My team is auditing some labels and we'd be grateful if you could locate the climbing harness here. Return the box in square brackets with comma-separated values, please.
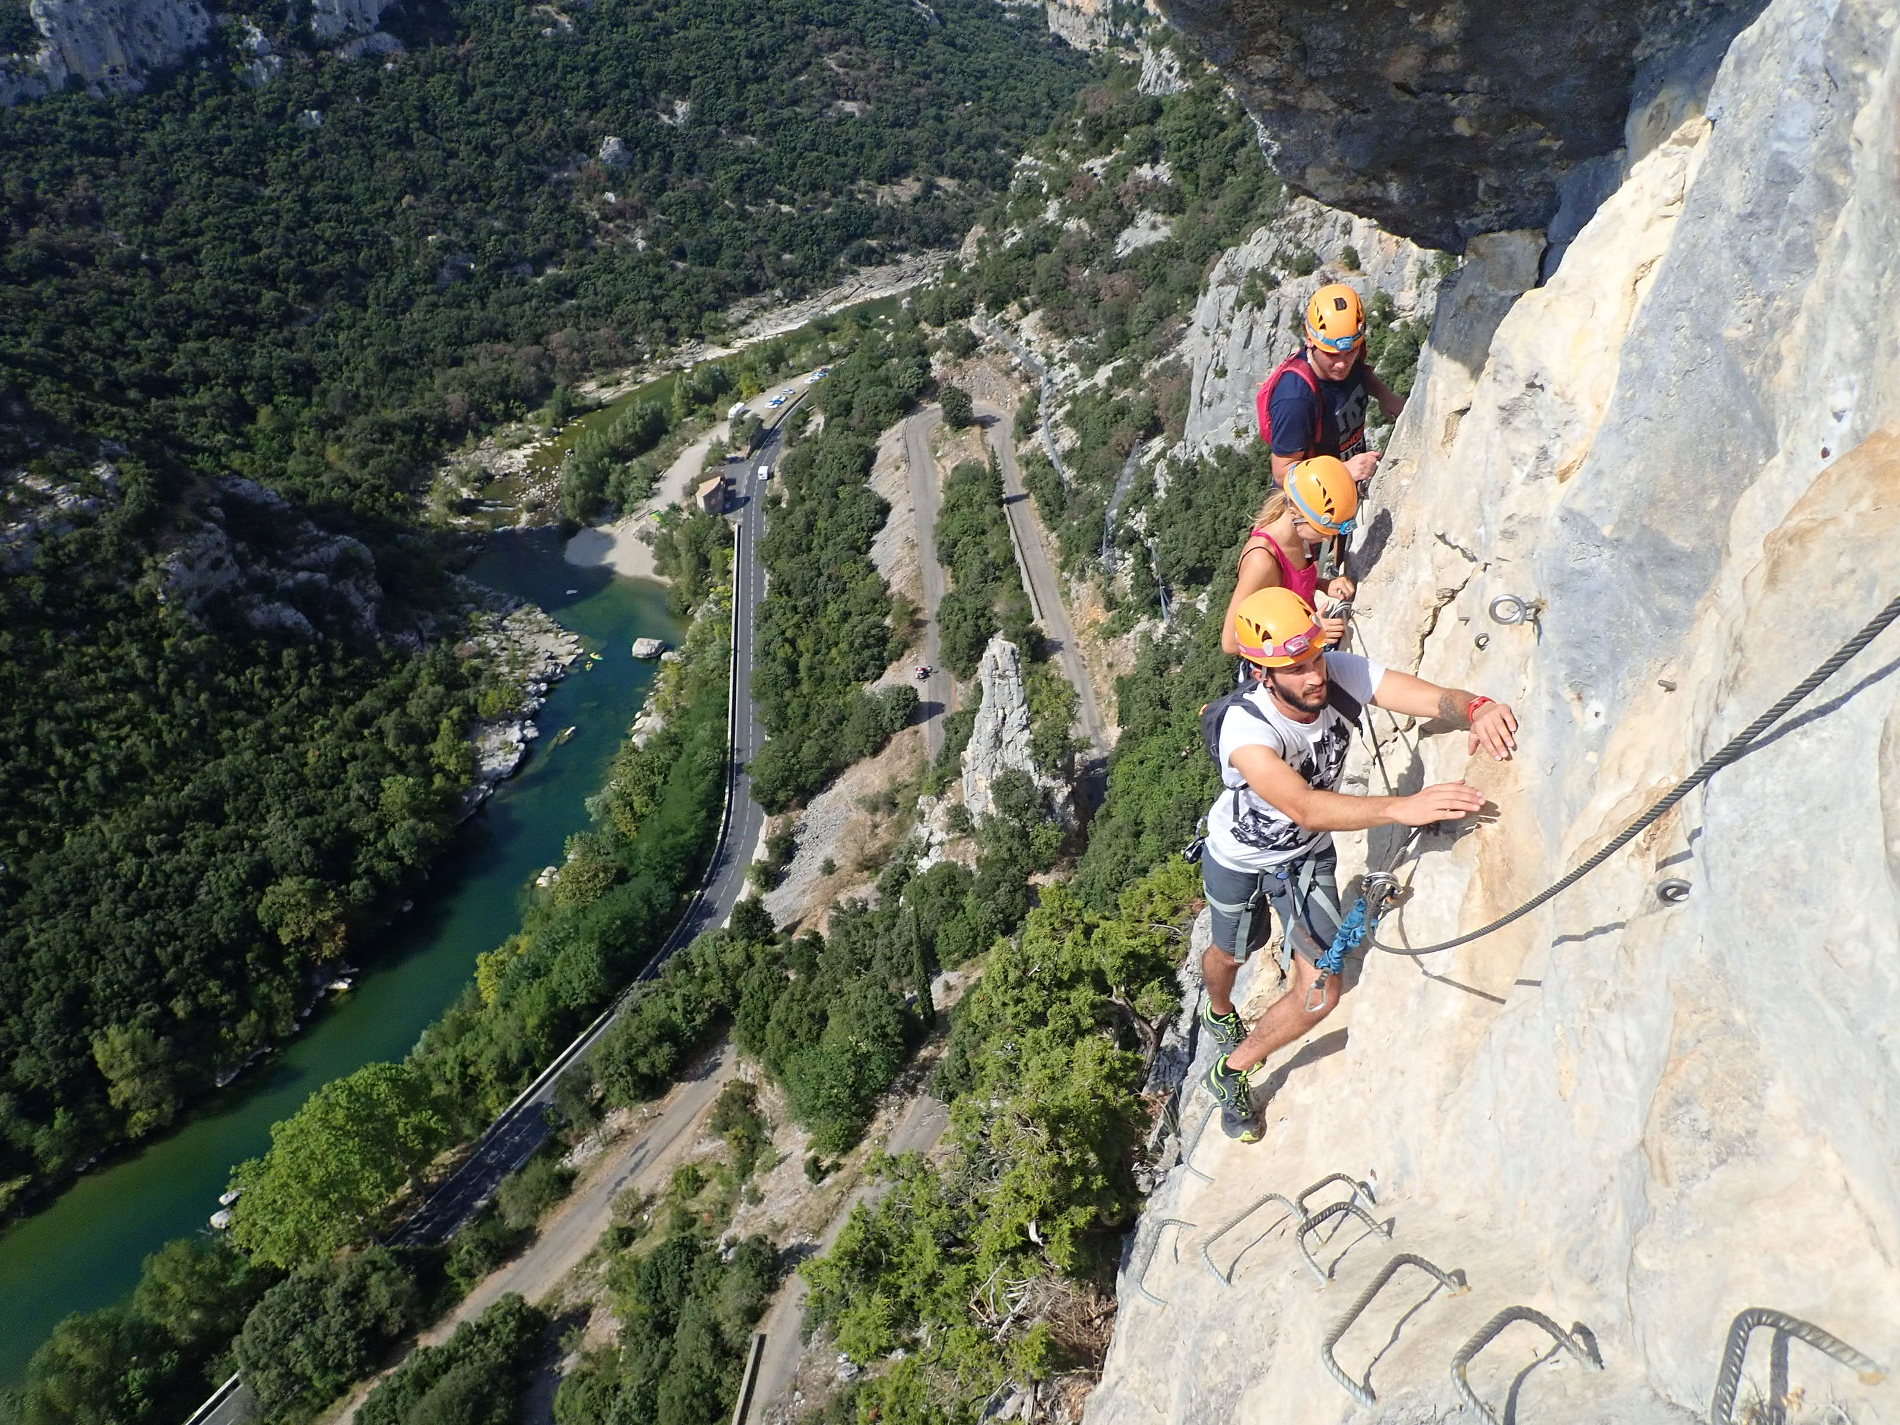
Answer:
[1368, 592, 1900, 958]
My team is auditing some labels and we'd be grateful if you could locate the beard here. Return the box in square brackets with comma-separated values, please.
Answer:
[1267, 670, 1329, 715]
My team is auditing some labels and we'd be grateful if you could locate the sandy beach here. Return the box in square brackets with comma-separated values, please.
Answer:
[564, 421, 729, 582]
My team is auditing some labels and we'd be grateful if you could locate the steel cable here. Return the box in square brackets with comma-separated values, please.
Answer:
[1370, 592, 1900, 957]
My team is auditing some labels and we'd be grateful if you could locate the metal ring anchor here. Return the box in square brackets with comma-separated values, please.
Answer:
[1658, 878, 1692, 904]
[1452, 1307, 1603, 1425]
[1296, 1198, 1393, 1284]
[1321, 1253, 1470, 1407]
[1708, 1308, 1885, 1425]
[1489, 594, 1541, 626]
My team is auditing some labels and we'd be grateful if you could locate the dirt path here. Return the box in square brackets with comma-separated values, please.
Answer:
[748, 1094, 952, 1424]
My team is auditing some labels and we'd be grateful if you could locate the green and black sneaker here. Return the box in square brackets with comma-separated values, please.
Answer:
[1205, 1054, 1262, 1142]
[1200, 1001, 1246, 1053]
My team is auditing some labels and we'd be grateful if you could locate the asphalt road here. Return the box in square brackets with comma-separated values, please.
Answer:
[189, 410, 787, 1425]
[388, 419, 778, 1250]
[974, 400, 1110, 765]
[744, 1094, 951, 1424]
[903, 407, 956, 762]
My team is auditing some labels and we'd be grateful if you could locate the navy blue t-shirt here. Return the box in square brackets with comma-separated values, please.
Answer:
[1266, 356, 1371, 460]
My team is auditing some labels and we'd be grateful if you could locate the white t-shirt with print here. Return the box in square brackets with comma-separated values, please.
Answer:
[1204, 652, 1385, 872]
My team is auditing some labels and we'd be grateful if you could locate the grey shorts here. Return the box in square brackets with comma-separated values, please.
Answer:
[1202, 850, 1343, 969]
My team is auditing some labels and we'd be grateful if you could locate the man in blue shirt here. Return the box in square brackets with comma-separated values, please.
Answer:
[1256, 283, 1407, 486]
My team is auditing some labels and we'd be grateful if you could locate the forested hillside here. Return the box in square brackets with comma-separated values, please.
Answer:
[0, 0, 1088, 1205]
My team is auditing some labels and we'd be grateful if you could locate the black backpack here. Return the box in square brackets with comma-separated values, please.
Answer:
[1199, 676, 1364, 785]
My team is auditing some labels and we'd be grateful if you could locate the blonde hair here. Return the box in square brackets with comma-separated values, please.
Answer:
[1249, 488, 1291, 531]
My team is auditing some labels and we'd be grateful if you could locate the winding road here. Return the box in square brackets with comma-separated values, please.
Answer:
[903, 407, 957, 762]
[746, 1094, 951, 1425]
[975, 400, 1111, 767]
[189, 408, 787, 1425]
[192, 373, 1104, 1425]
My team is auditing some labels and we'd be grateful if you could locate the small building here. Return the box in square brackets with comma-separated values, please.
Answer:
[695, 474, 727, 514]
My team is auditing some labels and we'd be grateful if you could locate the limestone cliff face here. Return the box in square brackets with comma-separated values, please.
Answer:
[0, 0, 399, 103]
[1154, 0, 1769, 251]
[1094, 0, 1900, 1419]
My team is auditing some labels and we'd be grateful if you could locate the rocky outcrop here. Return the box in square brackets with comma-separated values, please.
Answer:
[158, 477, 389, 643]
[1154, 0, 1769, 251]
[460, 602, 581, 814]
[1093, 1, 1900, 1420]
[1, 460, 118, 572]
[1, 0, 401, 104]
[961, 633, 1074, 826]
[307, 0, 395, 42]
[0, 0, 211, 103]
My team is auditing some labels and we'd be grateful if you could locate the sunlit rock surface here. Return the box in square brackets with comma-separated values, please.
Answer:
[1093, 0, 1900, 1419]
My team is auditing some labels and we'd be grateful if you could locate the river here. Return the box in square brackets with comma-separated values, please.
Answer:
[0, 530, 679, 1388]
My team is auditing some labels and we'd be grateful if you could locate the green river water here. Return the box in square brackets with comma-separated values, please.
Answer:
[0, 529, 680, 1387]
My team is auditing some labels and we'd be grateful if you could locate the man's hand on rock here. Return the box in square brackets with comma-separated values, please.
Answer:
[1394, 781, 1487, 826]
[1346, 451, 1381, 483]
[1379, 393, 1407, 422]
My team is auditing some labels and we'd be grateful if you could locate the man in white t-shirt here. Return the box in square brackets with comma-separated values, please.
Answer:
[1201, 587, 1520, 1140]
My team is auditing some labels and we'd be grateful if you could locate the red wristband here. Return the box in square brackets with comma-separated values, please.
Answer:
[1466, 696, 1494, 723]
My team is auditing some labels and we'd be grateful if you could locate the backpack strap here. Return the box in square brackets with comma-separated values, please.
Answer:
[1255, 352, 1323, 450]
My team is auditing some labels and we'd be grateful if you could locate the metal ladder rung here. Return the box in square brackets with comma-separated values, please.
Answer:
[1320, 1252, 1470, 1408]
[1130, 1218, 1196, 1308]
[1451, 1306, 1602, 1425]
[1708, 1307, 1885, 1425]
[1295, 1198, 1393, 1284]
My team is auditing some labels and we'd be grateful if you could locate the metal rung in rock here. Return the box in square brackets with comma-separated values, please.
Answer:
[1297, 1171, 1376, 1218]
[1131, 1218, 1196, 1308]
[1708, 1308, 1885, 1425]
[1178, 1102, 1217, 1184]
[1452, 1307, 1602, 1425]
[1296, 1199, 1393, 1284]
[1200, 1192, 1302, 1288]
[1321, 1253, 1470, 1408]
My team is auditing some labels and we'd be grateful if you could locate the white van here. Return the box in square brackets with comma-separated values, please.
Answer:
[756, 464, 771, 480]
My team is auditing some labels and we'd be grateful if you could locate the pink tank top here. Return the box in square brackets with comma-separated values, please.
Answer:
[1248, 529, 1318, 604]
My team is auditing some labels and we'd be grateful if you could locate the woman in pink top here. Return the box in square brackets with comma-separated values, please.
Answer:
[1219, 457, 1359, 658]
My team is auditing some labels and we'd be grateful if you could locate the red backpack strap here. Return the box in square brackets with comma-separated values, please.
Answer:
[1255, 352, 1322, 447]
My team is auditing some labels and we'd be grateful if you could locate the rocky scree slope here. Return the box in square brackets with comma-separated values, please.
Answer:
[1090, 1, 1900, 1421]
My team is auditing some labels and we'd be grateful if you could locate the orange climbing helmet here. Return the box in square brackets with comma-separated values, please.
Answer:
[1233, 587, 1326, 668]
[1304, 283, 1366, 353]
[1286, 456, 1359, 535]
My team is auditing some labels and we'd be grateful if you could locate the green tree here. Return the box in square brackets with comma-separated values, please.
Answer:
[234, 1250, 420, 1419]
[14, 1307, 177, 1425]
[129, 1237, 271, 1354]
[230, 1062, 452, 1268]
[939, 383, 975, 429]
[89, 1025, 180, 1139]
